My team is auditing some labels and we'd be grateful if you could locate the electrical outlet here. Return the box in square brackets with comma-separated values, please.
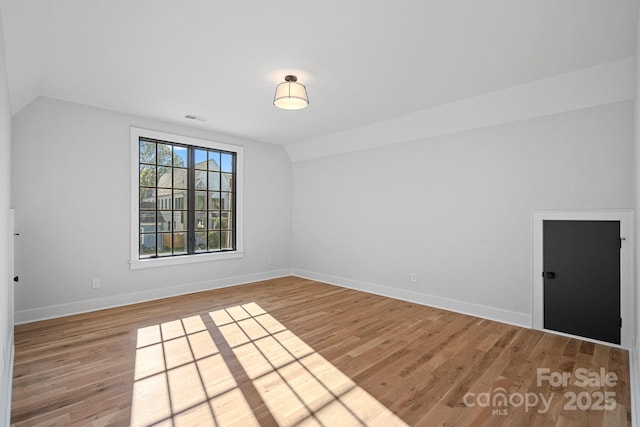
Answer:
[91, 278, 101, 289]
[411, 273, 417, 282]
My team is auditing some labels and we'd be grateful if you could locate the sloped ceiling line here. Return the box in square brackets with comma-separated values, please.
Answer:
[286, 57, 635, 162]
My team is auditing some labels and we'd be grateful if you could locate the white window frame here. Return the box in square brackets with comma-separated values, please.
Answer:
[130, 127, 244, 269]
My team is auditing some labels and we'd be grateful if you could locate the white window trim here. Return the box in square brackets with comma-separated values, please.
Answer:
[130, 127, 244, 270]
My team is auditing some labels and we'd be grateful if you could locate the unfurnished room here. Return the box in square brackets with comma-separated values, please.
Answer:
[0, 1, 639, 426]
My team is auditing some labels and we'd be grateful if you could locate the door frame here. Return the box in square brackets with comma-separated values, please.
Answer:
[532, 210, 634, 349]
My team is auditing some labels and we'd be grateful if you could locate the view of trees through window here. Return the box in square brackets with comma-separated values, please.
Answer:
[138, 138, 236, 258]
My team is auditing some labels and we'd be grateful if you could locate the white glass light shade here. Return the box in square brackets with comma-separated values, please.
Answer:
[273, 76, 309, 110]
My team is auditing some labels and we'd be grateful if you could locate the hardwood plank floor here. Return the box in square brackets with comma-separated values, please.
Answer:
[11, 277, 631, 426]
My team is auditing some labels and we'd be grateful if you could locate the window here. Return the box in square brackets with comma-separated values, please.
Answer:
[131, 128, 243, 269]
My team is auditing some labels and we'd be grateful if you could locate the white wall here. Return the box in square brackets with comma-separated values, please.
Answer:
[633, 3, 640, 423]
[0, 6, 13, 425]
[292, 100, 634, 326]
[11, 97, 291, 322]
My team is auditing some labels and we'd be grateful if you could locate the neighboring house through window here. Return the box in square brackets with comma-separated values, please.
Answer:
[130, 127, 243, 269]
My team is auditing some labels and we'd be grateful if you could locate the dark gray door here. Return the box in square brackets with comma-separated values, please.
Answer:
[543, 220, 620, 345]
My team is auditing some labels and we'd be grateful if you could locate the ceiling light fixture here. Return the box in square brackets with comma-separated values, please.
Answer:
[273, 75, 309, 110]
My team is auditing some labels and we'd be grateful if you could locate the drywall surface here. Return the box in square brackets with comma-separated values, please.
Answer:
[633, 5, 640, 424]
[11, 97, 291, 322]
[0, 7, 13, 425]
[286, 57, 634, 162]
[292, 101, 634, 326]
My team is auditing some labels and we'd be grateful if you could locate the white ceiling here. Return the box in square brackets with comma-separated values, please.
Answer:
[1, 0, 638, 146]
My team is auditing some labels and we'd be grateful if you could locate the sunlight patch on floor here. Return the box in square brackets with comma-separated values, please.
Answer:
[131, 303, 407, 426]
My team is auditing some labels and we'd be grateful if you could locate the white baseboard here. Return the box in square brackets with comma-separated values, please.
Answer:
[14, 269, 292, 324]
[291, 269, 531, 328]
[1, 331, 14, 427]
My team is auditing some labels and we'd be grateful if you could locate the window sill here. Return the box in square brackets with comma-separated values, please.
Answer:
[130, 251, 244, 270]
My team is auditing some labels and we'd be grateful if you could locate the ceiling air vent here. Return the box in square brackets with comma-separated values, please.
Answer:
[184, 114, 207, 122]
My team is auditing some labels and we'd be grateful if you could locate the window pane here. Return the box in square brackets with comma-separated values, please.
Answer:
[220, 212, 232, 230]
[140, 140, 156, 164]
[195, 212, 207, 231]
[157, 211, 172, 232]
[174, 168, 188, 189]
[157, 190, 172, 209]
[157, 167, 172, 188]
[208, 192, 220, 210]
[173, 191, 187, 210]
[158, 233, 172, 255]
[158, 144, 173, 166]
[195, 232, 207, 252]
[221, 231, 233, 250]
[195, 149, 208, 169]
[208, 172, 220, 190]
[195, 191, 207, 210]
[221, 192, 233, 210]
[221, 173, 233, 191]
[208, 231, 220, 251]
[139, 165, 156, 188]
[140, 234, 156, 258]
[173, 232, 187, 254]
[208, 152, 220, 171]
[173, 146, 188, 167]
[173, 211, 187, 232]
[208, 212, 220, 230]
[140, 212, 156, 232]
[140, 187, 156, 209]
[221, 153, 233, 173]
[195, 170, 207, 190]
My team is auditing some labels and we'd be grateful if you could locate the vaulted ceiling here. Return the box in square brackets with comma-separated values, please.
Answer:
[1, 0, 637, 146]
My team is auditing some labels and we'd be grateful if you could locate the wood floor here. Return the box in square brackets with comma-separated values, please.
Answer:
[11, 277, 631, 426]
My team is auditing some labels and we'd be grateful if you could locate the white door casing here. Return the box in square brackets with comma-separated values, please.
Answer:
[532, 210, 634, 349]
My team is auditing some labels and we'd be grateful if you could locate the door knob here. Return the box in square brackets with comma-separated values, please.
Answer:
[544, 272, 556, 279]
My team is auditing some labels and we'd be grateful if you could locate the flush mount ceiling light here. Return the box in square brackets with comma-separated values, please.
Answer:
[273, 75, 309, 110]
